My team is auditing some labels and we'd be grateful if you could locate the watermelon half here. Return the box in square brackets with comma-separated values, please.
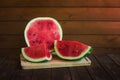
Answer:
[24, 17, 63, 50]
[21, 43, 52, 62]
[54, 40, 92, 60]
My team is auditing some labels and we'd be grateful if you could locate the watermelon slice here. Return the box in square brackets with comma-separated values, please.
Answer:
[24, 17, 63, 50]
[21, 43, 52, 62]
[54, 40, 92, 60]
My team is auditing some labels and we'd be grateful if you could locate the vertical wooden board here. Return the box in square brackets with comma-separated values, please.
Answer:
[11, 70, 33, 80]
[69, 67, 91, 80]
[94, 54, 120, 80]
[52, 68, 71, 80]
[108, 54, 120, 66]
[86, 54, 113, 80]
[32, 69, 51, 80]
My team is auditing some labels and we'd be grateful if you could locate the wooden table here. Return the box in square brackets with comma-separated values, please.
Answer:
[0, 53, 120, 80]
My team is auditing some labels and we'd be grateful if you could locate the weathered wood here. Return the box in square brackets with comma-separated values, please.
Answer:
[69, 67, 92, 80]
[0, 35, 120, 48]
[86, 54, 113, 80]
[32, 69, 51, 80]
[1, 8, 120, 21]
[94, 54, 120, 80]
[1, 0, 120, 7]
[108, 54, 120, 66]
[52, 68, 71, 80]
[0, 21, 120, 35]
[0, 56, 16, 80]
[11, 70, 33, 80]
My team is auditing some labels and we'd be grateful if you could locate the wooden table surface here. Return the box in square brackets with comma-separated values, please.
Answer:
[0, 0, 120, 80]
[0, 53, 120, 80]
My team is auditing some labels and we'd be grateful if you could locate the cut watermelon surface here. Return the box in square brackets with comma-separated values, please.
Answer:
[21, 43, 52, 62]
[24, 17, 63, 50]
[54, 40, 92, 60]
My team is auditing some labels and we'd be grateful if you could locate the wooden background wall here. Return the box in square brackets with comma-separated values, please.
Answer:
[0, 0, 120, 54]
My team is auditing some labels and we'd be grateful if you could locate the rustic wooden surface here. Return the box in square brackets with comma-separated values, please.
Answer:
[0, 0, 120, 79]
[0, 53, 120, 80]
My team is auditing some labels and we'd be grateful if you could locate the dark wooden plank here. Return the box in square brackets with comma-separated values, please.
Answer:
[0, 35, 120, 48]
[6, 54, 20, 70]
[86, 54, 113, 80]
[32, 69, 51, 80]
[1, 21, 120, 35]
[11, 70, 33, 80]
[0, 55, 18, 80]
[0, 53, 32, 80]
[0, 70, 14, 80]
[52, 68, 71, 80]
[94, 54, 120, 80]
[108, 54, 120, 66]
[1, 8, 120, 21]
[1, 0, 120, 7]
[69, 67, 91, 80]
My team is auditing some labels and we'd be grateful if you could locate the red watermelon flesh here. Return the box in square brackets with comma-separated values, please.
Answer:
[25, 17, 62, 50]
[54, 40, 92, 60]
[21, 43, 52, 62]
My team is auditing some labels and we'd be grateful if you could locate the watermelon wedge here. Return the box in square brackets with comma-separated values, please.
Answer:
[21, 43, 52, 62]
[24, 17, 63, 50]
[54, 40, 92, 60]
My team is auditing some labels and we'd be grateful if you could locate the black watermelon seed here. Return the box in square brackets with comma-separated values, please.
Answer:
[32, 33, 36, 36]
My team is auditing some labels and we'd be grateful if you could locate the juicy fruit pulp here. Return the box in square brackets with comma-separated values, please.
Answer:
[24, 17, 62, 50]
[54, 40, 92, 60]
[21, 44, 52, 62]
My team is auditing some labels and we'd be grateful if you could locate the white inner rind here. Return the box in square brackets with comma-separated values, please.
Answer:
[21, 48, 52, 62]
[54, 40, 91, 60]
[24, 17, 63, 47]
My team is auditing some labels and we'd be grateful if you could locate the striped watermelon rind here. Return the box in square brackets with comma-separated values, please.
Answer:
[54, 40, 92, 60]
[21, 48, 52, 63]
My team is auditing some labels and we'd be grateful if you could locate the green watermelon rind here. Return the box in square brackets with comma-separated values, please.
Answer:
[21, 48, 52, 63]
[24, 17, 63, 47]
[54, 40, 92, 60]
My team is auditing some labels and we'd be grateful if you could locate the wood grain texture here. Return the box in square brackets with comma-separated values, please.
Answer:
[0, 0, 119, 54]
[108, 54, 120, 66]
[94, 54, 120, 80]
[1, 8, 120, 21]
[86, 54, 113, 80]
[1, 0, 120, 7]
[11, 70, 33, 80]
[32, 69, 51, 80]
[52, 68, 71, 80]
[0, 21, 120, 35]
[69, 67, 92, 80]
